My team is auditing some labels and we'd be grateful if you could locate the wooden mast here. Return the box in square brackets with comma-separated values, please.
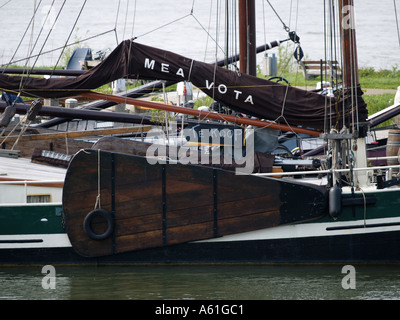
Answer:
[239, 0, 256, 76]
[337, 0, 369, 186]
[338, 0, 359, 89]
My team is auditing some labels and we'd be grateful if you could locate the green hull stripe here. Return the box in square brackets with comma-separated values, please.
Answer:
[0, 204, 64, 235]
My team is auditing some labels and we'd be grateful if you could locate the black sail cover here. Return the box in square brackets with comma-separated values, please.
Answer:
[0, 40, 367, 131]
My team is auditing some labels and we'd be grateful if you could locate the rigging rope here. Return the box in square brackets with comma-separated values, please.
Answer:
[122, 0, 130, 41]
[2, 0, 43, 72]
[0, 0, 328, 140]
[0, 0, 12, 9]
[17, 0, 60, 95]
[133, 1, 225, 59]
[135, 13, 192, 39]
[12, 0, 40, 84]
[265, 0, 290, 32]
[123, 0, 137, 107]
[51, 0, 88, 76]
[395, 0, 400, 47]
[202, 0, 214, 62]
[190, 13, 225, 55]
[27, 0, 37, 64]
[1, 29, 116, 67]
[258, 0, 301, 139]
[114, 0, 122, 45]
[2, 0, 89, 149]
[30, 0, 65, 71]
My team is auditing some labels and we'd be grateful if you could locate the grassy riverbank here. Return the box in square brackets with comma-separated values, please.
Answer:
[265, 66, 400, 90]
[262, 65, 399, 127]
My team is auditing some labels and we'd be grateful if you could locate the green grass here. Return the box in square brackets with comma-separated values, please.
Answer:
[359, 67, 400, 89]
[257, 66, 400, 90]
[1, 64, 64, 70]
[257, 65, 399, 128]
[364, 93, 395, 114]
[364, 93, 396, 127]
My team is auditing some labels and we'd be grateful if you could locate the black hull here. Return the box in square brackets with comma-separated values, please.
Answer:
[3, 230, 400, 265]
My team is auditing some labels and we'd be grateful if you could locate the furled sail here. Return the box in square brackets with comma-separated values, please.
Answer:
[0, 40, 368, 131]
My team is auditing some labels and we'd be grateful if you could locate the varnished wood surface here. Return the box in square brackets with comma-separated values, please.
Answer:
[62, 149, 327, 258]
[1, 126, 151, 158]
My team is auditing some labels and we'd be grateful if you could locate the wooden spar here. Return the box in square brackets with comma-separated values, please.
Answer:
[0, 101, 153, 125]
[3, 126, 152, 142]
[81, 91, 322, 137]
[239, 0, 257, 76]
[238, 0, 247, 74]
[0, 176, 63, 188]
[0, 68, 86, 77]
[35, 81, 164, 128]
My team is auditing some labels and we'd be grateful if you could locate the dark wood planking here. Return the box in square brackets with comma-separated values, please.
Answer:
[63, 149, 327, 257]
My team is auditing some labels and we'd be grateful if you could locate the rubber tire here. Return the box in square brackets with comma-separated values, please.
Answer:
[83, 209, 114, 241]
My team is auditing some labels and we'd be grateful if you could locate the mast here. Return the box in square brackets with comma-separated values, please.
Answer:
[239, 0, 256, 76]
[225, 0, 229, 69]
[338, 0, 359, 89]
[335, 0, 369, 188]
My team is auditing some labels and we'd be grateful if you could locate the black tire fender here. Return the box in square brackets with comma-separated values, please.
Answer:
[83, 209, 114, 241]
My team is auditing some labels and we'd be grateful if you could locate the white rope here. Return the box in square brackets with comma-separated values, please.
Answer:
[187, 59, 194, 82]
[94, 149, 101, 210]
[65, 132, 69, 155]
[0, 117, 22, 146]
[11, 116, 31, 150]
[358, 187, 367, 228]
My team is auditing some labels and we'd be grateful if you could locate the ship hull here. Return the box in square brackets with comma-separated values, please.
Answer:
[2, 151, 400, 265]
[1, 201, 400, 265]
[2, 225, 400, 265]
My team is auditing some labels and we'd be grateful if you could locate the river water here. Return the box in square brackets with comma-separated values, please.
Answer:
[0, 0, 399, 69]
[1, 265, 400, 301]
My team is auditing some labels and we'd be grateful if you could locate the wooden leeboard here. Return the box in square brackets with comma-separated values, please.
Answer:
[62, 149, 327, 258]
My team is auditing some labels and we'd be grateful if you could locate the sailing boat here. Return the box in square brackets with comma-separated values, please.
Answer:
[1, 0, 400, 264]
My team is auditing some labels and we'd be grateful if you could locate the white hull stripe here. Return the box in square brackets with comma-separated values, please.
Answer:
[199, 217, 400, 243]
[2, 218, 400, 249]
[0, 234, 71, 249]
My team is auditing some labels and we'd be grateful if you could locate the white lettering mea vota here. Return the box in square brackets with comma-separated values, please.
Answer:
[144, 58, 186, 78]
